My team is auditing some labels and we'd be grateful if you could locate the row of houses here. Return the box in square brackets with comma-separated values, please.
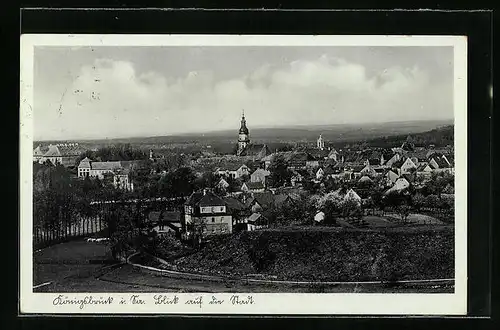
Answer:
[180, 188, 302, 237]
[77, 157, 148, 191]
[33, 143, 86, 167]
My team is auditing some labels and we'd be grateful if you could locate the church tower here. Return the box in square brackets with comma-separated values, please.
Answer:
[237, 110, 250, 156]
[317, 134, 325, 150]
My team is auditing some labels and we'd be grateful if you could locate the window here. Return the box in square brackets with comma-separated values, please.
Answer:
[212, 217, 215, 223]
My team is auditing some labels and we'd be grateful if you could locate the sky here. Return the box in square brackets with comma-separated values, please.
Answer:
[33, 46, 454, 141]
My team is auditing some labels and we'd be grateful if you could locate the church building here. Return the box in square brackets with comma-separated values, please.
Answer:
[317, 134, 325, 150]
[236, 111, 271, 159]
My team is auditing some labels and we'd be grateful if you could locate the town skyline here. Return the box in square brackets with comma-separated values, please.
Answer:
[34, 46, 454, 141]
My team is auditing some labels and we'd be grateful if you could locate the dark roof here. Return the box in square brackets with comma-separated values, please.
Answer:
[350, 165, 366, 172]
[287, 152, 308, 162]
[391, 158, 406, 168]
[274, 194, 292, 207]
[307, 149, 329, 159]
[239, 115, 249, 134]
[417, 163, 430, 171]
[401, 173, 417, 183]
[247, 212, 268, 225]
[243, 181, 265, 190]
[368, 158, 380, 165]
[91, 161, 122, 171]
[435, 158, 450, 168]
[148, 211, 181, 223]
[253, 192, 275, 208]
[239, 144, 271, 158]
[222, 196, 245, 211]
[185, 190, 226, 207]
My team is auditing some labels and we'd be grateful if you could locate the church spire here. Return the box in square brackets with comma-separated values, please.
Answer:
[237, 110, 250, 156]
[239, 110, 249, 135]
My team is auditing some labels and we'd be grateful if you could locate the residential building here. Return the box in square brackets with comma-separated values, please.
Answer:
[77, 157, 138, 190]
[183, 189, 233, 236]
[216, 178, 230, 191]
[247, 212, 268, 231]
[250, 168, 270, 185]
[215, 164, 251, 179]
[34, 143, 85, 167]
[385, 177, 410, 195]
[315, 167, 325, 180]
[343, 189, 362, 205]
[327, 148, 339, 162]
[384, 170, 400, 187]
[241, 181, 266, 193]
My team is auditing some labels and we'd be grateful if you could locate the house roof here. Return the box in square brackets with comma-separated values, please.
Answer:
[148, 211, 181, 223]
[416, 163, 430, 171]
[33, 145, 48, 156]
[43, 145, 62, 157]
[218, 162, 248, 172]
[185, 190, 226, 207]
[344, 189, 362, 201]
[435, 157, 450, 168]
[243, 181, 265, 190]
[391, 158, 406, 168]
[222, 196, 245, 211]
[253, 192, 275, 208]
[401, 173, 417, 183]
[240, 144, 271, 158]
[91, 161, 122, 171]
[217, 178, 229, 186]
[386, 170, 400, 181]
[359, 175, 373, 183]
[307, 149, 329, 159]
[323, 166, 339, 175]
[328, 149, 339, 156]
[247, 212, 267, 224]
[251, 168, 270, 177]
[274, 194, 292, 207]
[350, 165, 366, 172]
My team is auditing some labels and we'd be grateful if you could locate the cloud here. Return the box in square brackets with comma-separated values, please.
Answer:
[34, 54, 452, 140]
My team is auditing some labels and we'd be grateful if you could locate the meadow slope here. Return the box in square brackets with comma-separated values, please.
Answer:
[172, 229, 454, 282]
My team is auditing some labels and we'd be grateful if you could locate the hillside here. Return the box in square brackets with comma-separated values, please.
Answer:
[171, 228, 454, 282]
[361, 124, 454, 148]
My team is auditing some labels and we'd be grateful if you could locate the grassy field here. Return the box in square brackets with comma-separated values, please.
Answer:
[170, 227, 454, 283]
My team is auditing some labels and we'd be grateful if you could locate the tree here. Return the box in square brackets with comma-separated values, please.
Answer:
[342, 199, 362, 221]
[315, 191, 343, 225]
[370, 188, 385, 215]
[158, 167, 196, 198]
[187, 218, 207, 248]
[194, 171, 218, 190]
[396, 203, 411, 223]
[268, 154, 291, 188]
[411, 193, 426, 212]
[425, 194, 440, 211]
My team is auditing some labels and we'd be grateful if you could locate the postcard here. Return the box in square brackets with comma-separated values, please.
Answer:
[19, 34, 467, 315]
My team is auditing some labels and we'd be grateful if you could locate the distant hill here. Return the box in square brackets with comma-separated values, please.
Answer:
[360, 125, 454, 148]
[36, 119, 453, 147]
